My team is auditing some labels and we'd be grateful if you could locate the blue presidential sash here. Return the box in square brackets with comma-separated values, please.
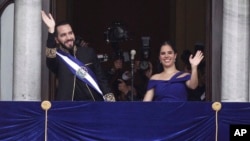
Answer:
[56, 49, 103, 95]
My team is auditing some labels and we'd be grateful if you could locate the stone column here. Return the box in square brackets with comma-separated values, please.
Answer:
[13, 0, 42, 101]
[221, 0, 250, 102]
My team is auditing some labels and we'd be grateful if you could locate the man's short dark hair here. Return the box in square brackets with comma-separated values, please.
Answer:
[54, 20, 72, 36]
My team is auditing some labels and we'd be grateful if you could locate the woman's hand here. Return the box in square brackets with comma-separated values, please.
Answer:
[189, 50, 204, 68]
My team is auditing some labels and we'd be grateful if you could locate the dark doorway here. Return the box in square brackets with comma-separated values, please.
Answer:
[50, 0, 210, 101]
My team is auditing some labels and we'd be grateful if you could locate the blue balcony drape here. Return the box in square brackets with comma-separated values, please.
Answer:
[0, 101, 249, 141]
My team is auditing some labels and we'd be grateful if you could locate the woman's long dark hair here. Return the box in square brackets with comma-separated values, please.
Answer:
[156, 41, 177, 73]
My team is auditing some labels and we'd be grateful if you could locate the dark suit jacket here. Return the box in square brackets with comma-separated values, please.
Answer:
[46, 34, 112, 101]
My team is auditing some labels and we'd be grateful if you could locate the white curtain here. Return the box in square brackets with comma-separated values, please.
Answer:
[221, 0, 250, 102]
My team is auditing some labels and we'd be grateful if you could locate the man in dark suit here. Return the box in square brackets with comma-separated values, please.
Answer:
[41, 11, 115, 101]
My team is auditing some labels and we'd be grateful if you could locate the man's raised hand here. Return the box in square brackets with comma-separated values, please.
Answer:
[41, 10, 55, 33]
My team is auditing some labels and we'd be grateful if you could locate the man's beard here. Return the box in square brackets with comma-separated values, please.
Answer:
[59, 39, 75, 51]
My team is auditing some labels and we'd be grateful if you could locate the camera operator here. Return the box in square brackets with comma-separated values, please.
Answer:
[134, 60, 153, 100]
[130, 36, 153, 100]
[116, 73, 138, 101]
[104, 21, 139, 101]
[138, 36, 151, 75]
[106, 55, 123, 93]
[106, 55, 138, 101]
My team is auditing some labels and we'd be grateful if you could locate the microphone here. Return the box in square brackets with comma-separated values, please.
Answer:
[130, 49, 136, 60]
[104, 29, 110, 43]
[130, 49, 136, 101]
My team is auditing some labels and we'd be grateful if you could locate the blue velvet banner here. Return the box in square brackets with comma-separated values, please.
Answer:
[0, 101, 249, 141]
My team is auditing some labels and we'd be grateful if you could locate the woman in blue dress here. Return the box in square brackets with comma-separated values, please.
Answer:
[143, 41, 204, 102]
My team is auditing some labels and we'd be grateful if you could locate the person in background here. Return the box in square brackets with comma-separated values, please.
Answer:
[41, 11, 115, 101]
[143, 41, 204, 102]
[181, 49, 192, 73]
[106, 55, 125, 100]
[116, 77, 138, 101]
[106, 55, 138, 101]
[134, 60, 153, 100]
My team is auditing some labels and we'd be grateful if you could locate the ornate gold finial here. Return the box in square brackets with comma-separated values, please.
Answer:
[41, 100, 52, 110]
[212, 102, 222, 111]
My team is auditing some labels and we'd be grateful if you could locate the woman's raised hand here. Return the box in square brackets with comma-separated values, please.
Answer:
[189, 50, 204, 67]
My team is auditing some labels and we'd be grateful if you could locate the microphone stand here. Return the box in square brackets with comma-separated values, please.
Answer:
[131, 59, 134, 101]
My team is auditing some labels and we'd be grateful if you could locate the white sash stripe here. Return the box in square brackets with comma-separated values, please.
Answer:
[56, 52, 103, 95]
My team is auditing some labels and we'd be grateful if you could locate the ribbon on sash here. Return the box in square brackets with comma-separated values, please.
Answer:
[56, 49, 103, 95]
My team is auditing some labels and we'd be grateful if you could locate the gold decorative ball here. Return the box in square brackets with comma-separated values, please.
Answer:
[212, 102, 222, 111]
[41, 100, 52, 110]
